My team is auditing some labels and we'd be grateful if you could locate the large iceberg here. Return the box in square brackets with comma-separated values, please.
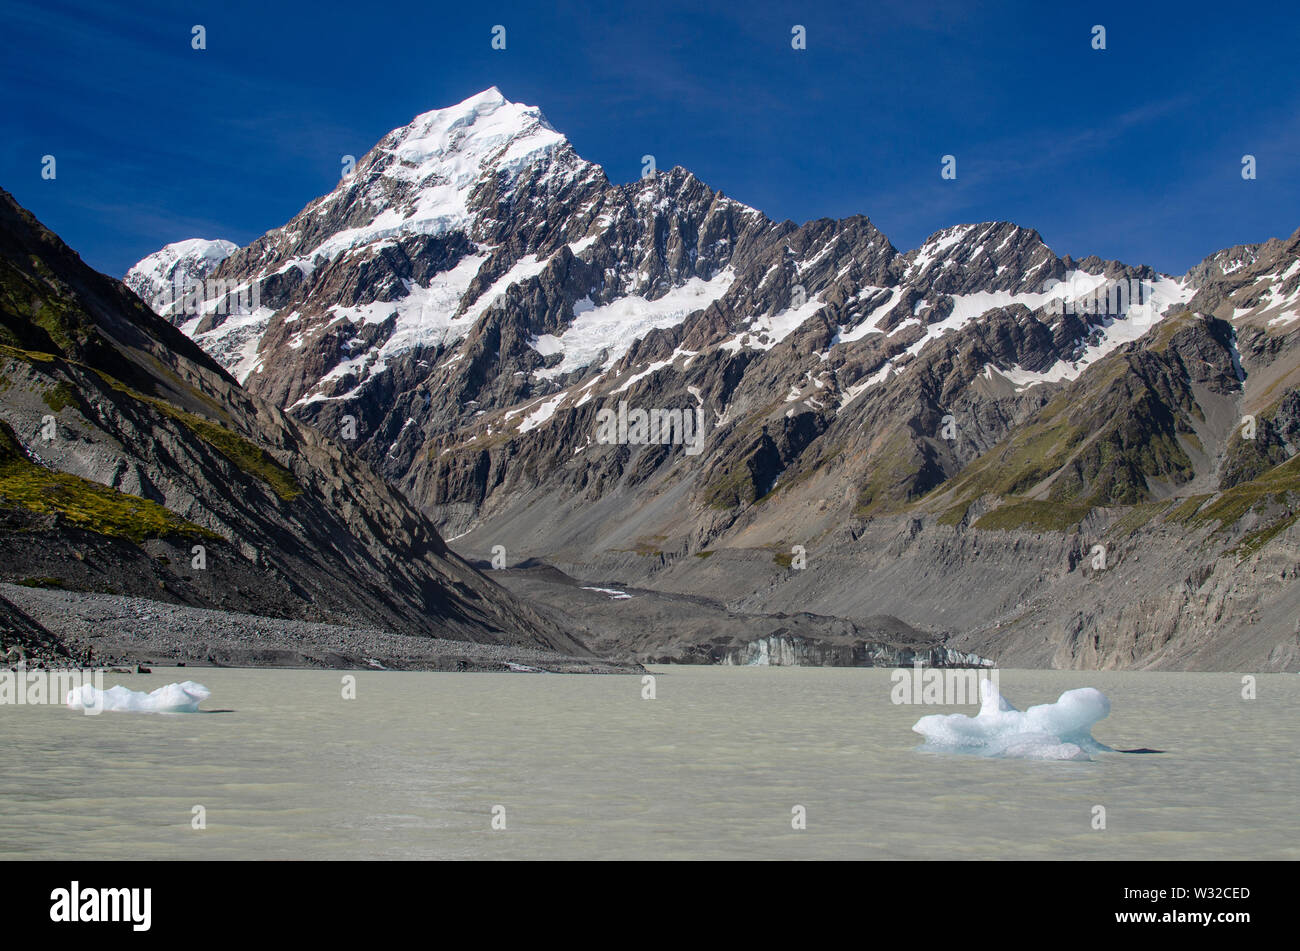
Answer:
[66, 681, 211, 714]
[912, 679, 1112, 760]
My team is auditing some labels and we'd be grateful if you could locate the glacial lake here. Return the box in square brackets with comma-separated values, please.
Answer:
[1, 666, 1296, 860]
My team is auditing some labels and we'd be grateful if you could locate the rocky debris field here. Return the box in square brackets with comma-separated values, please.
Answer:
[0, 583, 641, 674]
[486, 562, 991, 667]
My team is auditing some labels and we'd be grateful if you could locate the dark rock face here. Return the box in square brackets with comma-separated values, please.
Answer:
[1219, 389, 1300, 489]
[0, 590, 80, 667]
[124, 87, 1300, 670]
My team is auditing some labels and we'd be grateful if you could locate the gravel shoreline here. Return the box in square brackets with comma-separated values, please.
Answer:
[0, 584, 641, 674]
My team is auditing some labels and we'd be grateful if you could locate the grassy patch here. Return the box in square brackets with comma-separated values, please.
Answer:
[705, 463, 761, 509]
[926, 340, 1205, 521]
[41, 381, 76, 413]
[1165, 494, 1210, 523]
[180, 414, 301, 502]
[852, 429, 931, 517]
[1191, 454, 1300, 530]
[0, 424, 219, 544]
[2, 349, 299, 502]
[930, 411, 1083, 511]
[936, 501, 971, 526]
[1107, 500, 1172, 538]
[973, 499, 1093, 533]
[0, 344, 56, 364]
[0, 255, 98, 358]
[1234, 514, 1299, 559]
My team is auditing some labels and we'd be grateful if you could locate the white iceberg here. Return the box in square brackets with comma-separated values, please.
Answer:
[912, 679, 1112, 760]
[66, 680, 211, 714]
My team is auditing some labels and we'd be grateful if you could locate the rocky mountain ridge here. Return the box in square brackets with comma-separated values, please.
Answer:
[0, 186, 621, 670]
[125, 88, 1300, 670]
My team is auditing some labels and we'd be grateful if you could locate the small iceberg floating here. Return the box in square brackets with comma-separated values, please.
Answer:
[67, 681, 211, 714]
[912, 679, 1112, 761]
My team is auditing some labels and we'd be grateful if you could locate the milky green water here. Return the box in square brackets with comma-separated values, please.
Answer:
[1, 667, 1295, 860]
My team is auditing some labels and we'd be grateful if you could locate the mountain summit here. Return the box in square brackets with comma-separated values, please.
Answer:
[124, 91, 1300, 671]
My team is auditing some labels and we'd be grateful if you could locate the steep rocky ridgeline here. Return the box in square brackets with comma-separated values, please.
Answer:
[126, 88, 1300, 670]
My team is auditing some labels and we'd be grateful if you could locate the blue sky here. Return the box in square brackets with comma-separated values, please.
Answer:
[3, 0, 1298, 277]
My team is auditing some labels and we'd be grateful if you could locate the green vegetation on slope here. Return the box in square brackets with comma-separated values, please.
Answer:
[853, 428, 941, 517]
[40, 381, 76, 413]
[178, 412, 302, 502]
[91, 370, 302, 502]
[1193, 454, 1300, 527]
[925, 327, 1211, 530]
[0, 255, 112, 366]
[972, 499, 1094, 533]
[1, 345, 301, 503]
[0, 422, 218, 544]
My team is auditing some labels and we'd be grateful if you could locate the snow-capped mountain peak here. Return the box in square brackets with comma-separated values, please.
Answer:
[382, 86, 567, 196]
[255, 88, 590, 273]
[123, 238, 237, 315]
[123, 88, 1275, 518]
